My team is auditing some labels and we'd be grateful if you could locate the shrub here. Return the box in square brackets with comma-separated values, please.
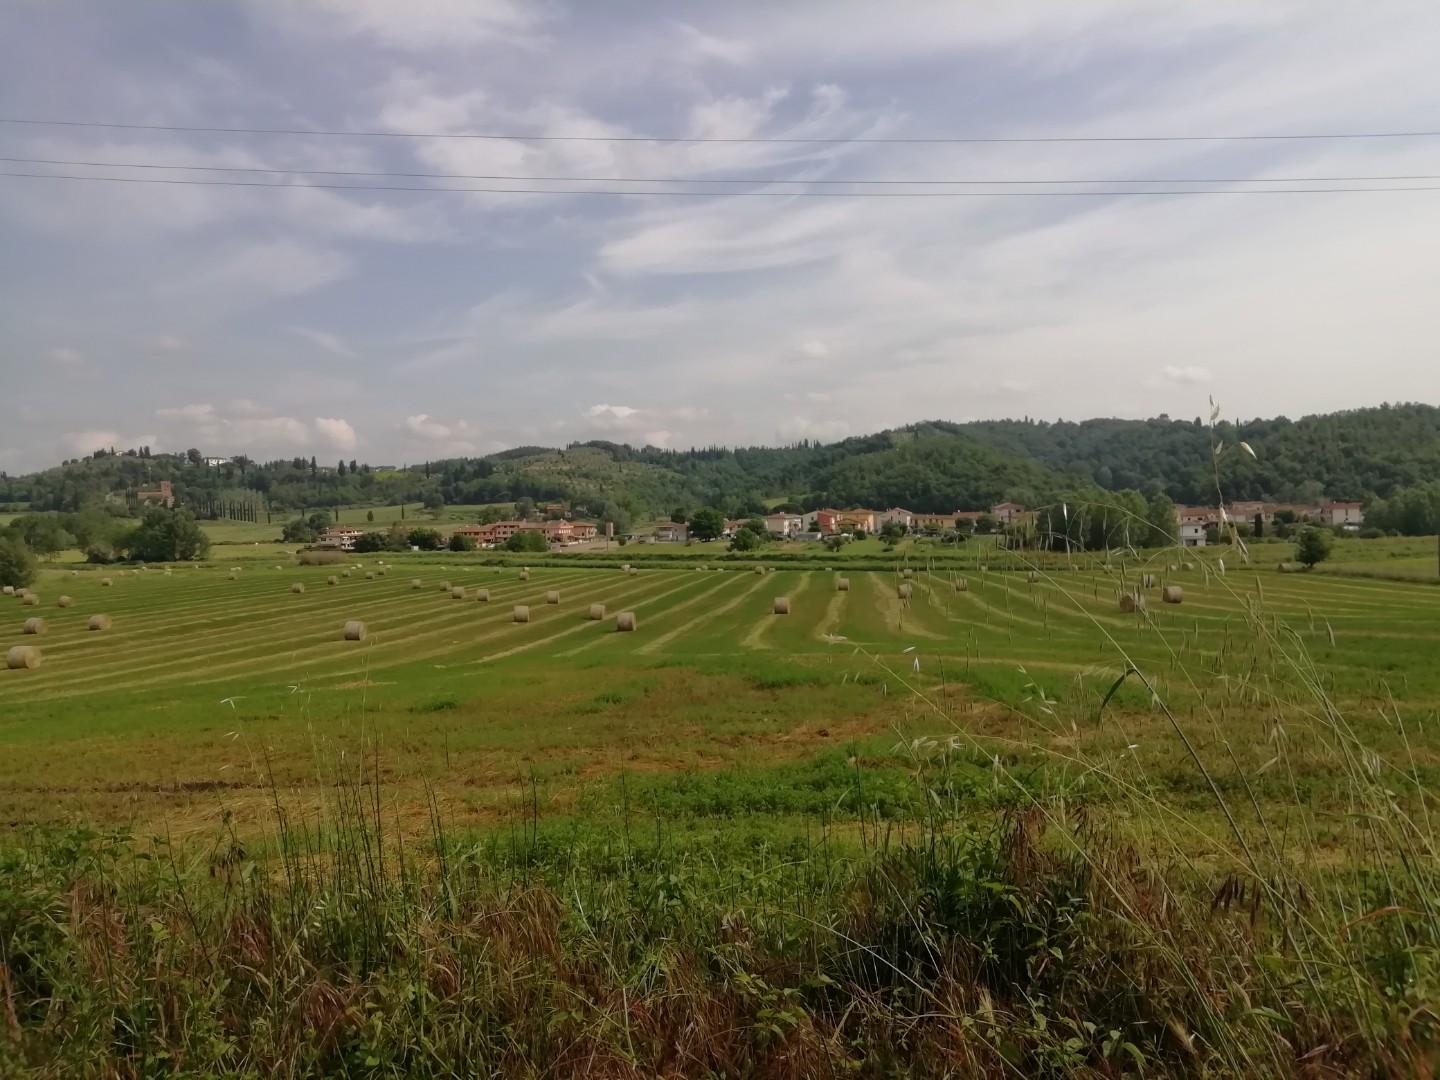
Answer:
[449, 532, 477, 552]
[1295, 526, 1334, 569]
[504, 529, 549, 553]
[0, 537, 36, 589]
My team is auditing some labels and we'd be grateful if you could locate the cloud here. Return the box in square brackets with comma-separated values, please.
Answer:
[291, 327, 357, 358]
[150, 334, 186, 353]
[402, 414, 477, 455]
[798, 340, 830, 359]
[314, 416, 358, 450]
[64, 430, 122, 455]
[587, 404, 640, 421]
[47, 347, 86, 368]
[1162, 365, 1213, 385]
[302, 0, 546, 50]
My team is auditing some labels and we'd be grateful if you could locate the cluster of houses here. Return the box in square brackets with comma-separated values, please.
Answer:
[319, 519, 600, 551]
[1175, 500, 1364, 547]
[645, 503, 1033, 545]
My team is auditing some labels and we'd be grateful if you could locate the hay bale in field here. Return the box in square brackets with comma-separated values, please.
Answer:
[273, 565, 283, 571]
[342, 620, 367, 641]
[290, 582, 305, 594]
[439, 581, 452, 592]
[519, 570, 530, 581]
[513, 605, 531, 623]
[621, 564, 631, 572]
[100, 577, 113, 587]
[342, 570, 352, 578]
[451, 587, 466, 599]
[328, 575, 339, 585]
[1181, 561, 1195, 572]
[615, 611, 637, 632]
[546, 590, 560, 604]
[902, 568, 913, 578]
[835, 577, 850, 592]
[23, 617, 46, 635]
[1141, 573, 1156, 589]
[897, 582, 912, 599]
[412, 579, 423, 589]
[364, 571, 374, 580]
[475, 589, 490, 602]
[753, 565, 764, 575]
[57, 595, 74, 608]
[589, 603, 606, 620]
[1, 586, 12, 595]
[628, 567, 639, 576]
[1119, 593, 1146, 613]
[1167, 563, 1178, 572]
[20, 594, 39, 607]
[6, 645, 41, 670]
[954, 578, 969, 592]
[773, 596, 791, 615]
[1162, 585, 1184, 604]
[87, 614, 111, 631]
[1026, 570, 1040, 583]
[376, 569, 386, 577]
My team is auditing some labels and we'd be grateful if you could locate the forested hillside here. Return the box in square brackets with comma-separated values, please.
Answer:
[3, 403, 1435, 524]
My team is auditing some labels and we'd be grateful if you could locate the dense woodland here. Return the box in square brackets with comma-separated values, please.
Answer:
[4, 403, 1440, 536]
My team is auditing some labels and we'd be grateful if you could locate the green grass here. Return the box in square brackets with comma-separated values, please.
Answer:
[6, 547, 1440, 1074]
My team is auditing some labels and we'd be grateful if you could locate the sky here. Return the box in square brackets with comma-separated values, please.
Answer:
[4, 1, 1440, 474]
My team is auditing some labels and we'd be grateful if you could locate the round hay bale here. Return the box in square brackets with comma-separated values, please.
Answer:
[835, 577, 850, 592]
[589, 603, 606, 620]
[6, 645, 41, 670]
[475, 589, 490, 602]
[1162, 585, 1184, 605]
[1026, 570, 1040, 583]
[627, 567, 639, 576]
[100, 577, 113, 587]
[897, 582, 912, 599]
[1167, 563, 1178, 572]
[57, 595, 74, 608]
[364, 571, 374, 580]
[1119, 593, 1146, 613]
[615, 611, 637, 632]
[621, 564, 631, 572]
[327, 575, 339, 585]
[546, 590, 560, 604]
[22, 617, 46, 635]
[513, 605, 531, 623]
[1140, 573, 1156, 589]
[451, 587, 466, 599]
[290, 582, 305, 594]
[342, 570, 352, 578]
[954, 578, 969, 592]
[342, 620, 366, 641]
[412, 579, 423, 589]
[902, 568, 913, 578]
[376, 569, 386, 577]
[773, 596, 791, 615]
[87, 614, 112, 632]
[71, 570, 78, 577]
[519, 570, 530, 581]
[753, 565, 764, 575]
[1181, 561, 1195, 572]
[20, 594, 39, 607]
[273, 565, 283, 571]
[439, 581, 452, 592]
[1, 586, 12, 595]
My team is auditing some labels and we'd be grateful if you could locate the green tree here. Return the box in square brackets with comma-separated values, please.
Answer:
[670, 507, 688, 523]
[407, 528, 444, 551]
[504, 529, 549, 553]
[352, 531, 389, 553]
[1295, 527, 1333, 569]
[0, 537, 36, 589]
[687, 507, 726, 541]
[1143, 494, 1177, 548]
[879, 520, 906, 544]
[124, 508, 209, 562]
[423, 491, 445, 512]
[729, 527, 761, 552]
[448, 532, 476, 552]
[366, 509, 375, 522]
[515, 497, 535, 520]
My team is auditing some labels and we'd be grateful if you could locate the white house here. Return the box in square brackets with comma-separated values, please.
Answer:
[877, 507, 916, 529]
[1316, 502, 1364, 528]
[1179, 522, 1208, 548]
[762, 513, 804, 536]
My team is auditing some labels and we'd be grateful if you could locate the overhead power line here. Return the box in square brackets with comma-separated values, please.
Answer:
[6, 169, 1440, 197]
[5, 154, 1440, 186]
[5, 115, 1440, 144]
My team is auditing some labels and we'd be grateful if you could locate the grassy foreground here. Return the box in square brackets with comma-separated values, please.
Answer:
[3, 555, 1440, 1075]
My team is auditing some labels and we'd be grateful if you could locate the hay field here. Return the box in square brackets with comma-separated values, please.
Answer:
[3, 557, 1438, 838]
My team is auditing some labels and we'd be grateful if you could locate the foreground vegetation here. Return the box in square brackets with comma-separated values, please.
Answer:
[3, 545, 1440, 1074]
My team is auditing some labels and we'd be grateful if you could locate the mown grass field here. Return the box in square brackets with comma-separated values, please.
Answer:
[4, 553, 1437, 839]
